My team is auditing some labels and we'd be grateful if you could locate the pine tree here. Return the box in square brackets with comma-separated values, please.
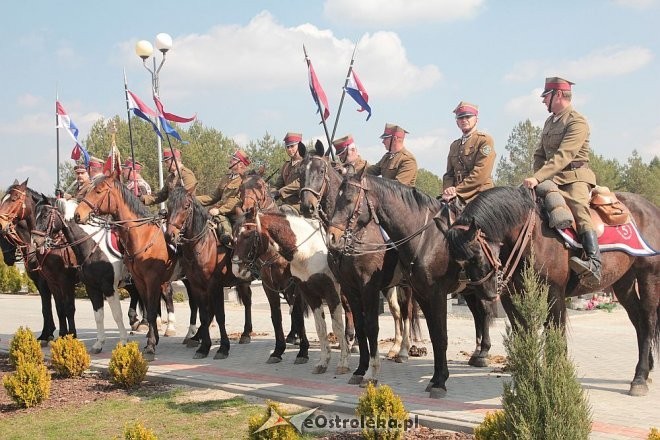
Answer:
[495, 119, 541, 186]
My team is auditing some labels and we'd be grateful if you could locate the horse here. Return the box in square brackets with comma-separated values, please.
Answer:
[327, 173, 468, 398]
[74, 174, 175, 360]
[164, 186, 253, 359]
[0, 180, 59, 343]
[299, 146, 430, 386]
[31, 196, 129, 352]
[232, 211, 351, 375]
[445, 186, 660, 396]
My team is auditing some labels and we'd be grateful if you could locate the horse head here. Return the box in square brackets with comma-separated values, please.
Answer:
[74, 175, 118, 224]
[239, 172, 276, 216]
[31, 195, 66, 252]
[300, 140, 336, 219]
[231, 213, 267, 280]
[0, 179, 31, 232]
[327, 174, 374, 253]
[165, 186, 194, 245]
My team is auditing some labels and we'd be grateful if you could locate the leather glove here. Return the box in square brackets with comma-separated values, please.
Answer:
[209, 207, 220, 216]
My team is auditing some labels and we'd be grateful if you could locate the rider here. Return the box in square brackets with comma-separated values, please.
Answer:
[87, 156, 105, 181]
[65, 163, 92, 202]
[141, 148, 197, 206]
[333, 134, 368, 175]
[366, 123, 418, 187]
[197, 149, 251, 247]
[523, 77, 601, 287]
[122, 159, 152, 197]
[271, 132, 305, 214]
[442, 101, 496, 204]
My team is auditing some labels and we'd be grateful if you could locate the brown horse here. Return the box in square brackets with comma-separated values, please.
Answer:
[165, 186, 253, 359]
[446, 186, 660, 396]
[74, 175, 174, 360]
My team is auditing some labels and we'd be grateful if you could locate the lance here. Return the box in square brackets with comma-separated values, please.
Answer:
[55, 87, 61, 194]
[303, 44, 335, 160]
[328, 44, 358, 157]
[123, 69, 138, 193]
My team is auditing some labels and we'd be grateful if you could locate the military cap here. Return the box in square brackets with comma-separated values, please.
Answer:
[333, 135, 354, 156]
[162, 148, 181, 161]
[88, 156, 104, 169]
[122, 159, 143, 171]
[73, 164, 87, 173]
[380, 123, 408, 139]
[453, 101, 479, 118]
[231, 149, 251, 166]
[283, 132, 303, 147]
[541, 77, 574, 97]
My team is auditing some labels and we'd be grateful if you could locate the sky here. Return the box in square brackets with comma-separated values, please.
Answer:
[2, 0, 659, 194]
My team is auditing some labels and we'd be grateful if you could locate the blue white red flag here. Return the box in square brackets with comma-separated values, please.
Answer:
[153, 94, 196, 123]
[126, 90, 162, 138]
[56, 101, 90, 165]
[159, 116, 183, 142]
[345, 70, 372, 121]
[307, 59, 330, 121]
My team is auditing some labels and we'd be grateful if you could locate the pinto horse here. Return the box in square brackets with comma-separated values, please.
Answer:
[165, 186, 253, 359]
[74, 175, 174, 360]
[299, 147, 431, 386]
[328, 174, 467, 398]
[446, 186, 660, 396]
[0, 180, 58, 342]
[233, 212, 351, 375]
[31, 196, 129, 352]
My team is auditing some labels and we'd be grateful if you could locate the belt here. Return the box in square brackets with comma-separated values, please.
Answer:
[563, 161, 587, 171]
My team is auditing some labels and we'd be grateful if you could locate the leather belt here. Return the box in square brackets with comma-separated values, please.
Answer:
[563, 161, 587, 171]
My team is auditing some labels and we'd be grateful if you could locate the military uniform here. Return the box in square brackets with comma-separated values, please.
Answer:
[443, 131, 495, 202]
[367, 148, 418, 187]
[142, 166, 197, 206]
[74, 181, 93, 202]
[273, 159, 303, 213]
[350, 156, 368, 175]
[126, 178, 151, 197]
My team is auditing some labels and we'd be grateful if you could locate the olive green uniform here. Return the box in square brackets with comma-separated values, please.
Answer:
[142, 166, 197, 206]
[350, 156, 368, 176]
[196, 173, 243, 236]
[74, 181, 93, 203]
[533, 106, 596, 234]
[273, 158, 303, 213]
[443, 131, 496, 202]
[366, 147, 418, 187]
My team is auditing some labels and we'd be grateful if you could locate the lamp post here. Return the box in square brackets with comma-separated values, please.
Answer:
[135, 33, 172, 192]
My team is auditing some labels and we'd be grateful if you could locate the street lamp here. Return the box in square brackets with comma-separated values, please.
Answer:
[135, 33, 173, 193]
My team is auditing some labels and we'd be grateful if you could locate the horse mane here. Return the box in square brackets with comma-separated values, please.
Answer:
[364, 174, 442, 214]
[454, 186, 536, 241]
[91, 177, 152, 218]
[168, 186, 209, 234]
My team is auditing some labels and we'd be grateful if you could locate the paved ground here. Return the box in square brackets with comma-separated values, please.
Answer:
[0, 288, 658, 439]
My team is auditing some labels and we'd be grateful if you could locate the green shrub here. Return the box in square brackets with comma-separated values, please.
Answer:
[9, 326, 43, 368]
[120, 421, 158, 440]
[22, 271, 38, 293]
[108, 342, 148, 389]
[247, 401, 300, 440]
[50, 334, 91, 377]
[118, 287, 130, 300]
[2, 352, 51, 408]
[648, 427, 660, 440]
[2, 265, 23, 293]
[356, 383, 408, 440]
[74, 283, 87, 299]
[474, 410, 506, 440]
[172, 290, 187, 303]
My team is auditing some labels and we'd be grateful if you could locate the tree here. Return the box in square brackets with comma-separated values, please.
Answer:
[495, 119, 541, 186]
[589, 152, 622, 190]
[415, 168, 442, 197]
[621, 151, 660, 206]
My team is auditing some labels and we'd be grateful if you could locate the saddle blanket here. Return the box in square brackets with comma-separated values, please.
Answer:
[106, 229, 123, 259]
[557, 222, 658, 257]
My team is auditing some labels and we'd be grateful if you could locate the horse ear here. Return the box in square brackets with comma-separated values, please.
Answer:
[467, 218, 480, 241]
[20, 178, 29, 187]
[13, 179, 19, 186]
[314, 140, 324, 157]
[297, 142, 307, 158]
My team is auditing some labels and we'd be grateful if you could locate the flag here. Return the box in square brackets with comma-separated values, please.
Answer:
[126, 90, 162, 138]
[159, 116, 183, 142]
[345, 70, 372, 121]
[103, 148, 122, 176]
[56, 101, 90, 165]
[307, 59, 330, 121]
[153, 94, 195, 123]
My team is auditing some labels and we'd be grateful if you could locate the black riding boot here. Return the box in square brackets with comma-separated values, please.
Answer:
[569, 230, 602, 288]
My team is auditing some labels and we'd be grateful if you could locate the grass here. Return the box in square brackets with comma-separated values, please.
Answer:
[0, 388, 266, 440]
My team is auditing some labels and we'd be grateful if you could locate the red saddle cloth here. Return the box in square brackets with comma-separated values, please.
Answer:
[106, 228, 124, 258]
[557, 221, 658, 257]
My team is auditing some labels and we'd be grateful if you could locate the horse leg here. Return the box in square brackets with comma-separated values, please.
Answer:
[292, 290, 309, 364]
[182, 278, 198, 345]
[126, 282, 140, 329]
[264, 287, 286, 363]
[423, 290, 449, 398]
[345, 292, 369, 384]
[161, 282, 176, 337]
[142, 281, 161, 361]
[358, 289, 382, 387]
[464, 292, 492, 367]
[88, 287, 106, 354]
[310, 303, 331, 374]
[213, 285, 231, 360]
[341, 294, 357, 354]
[192, 293, 212, 358]
[384, 287, 403, 359]
[236, 283, 253, 344]
[36, 276, 56, 344]
[107, 290, 128, 346]
[329, 296, 350, 375]
[63, 276, 78, 339]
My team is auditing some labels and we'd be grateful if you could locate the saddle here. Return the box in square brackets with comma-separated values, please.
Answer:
[589, 186, 630, 229]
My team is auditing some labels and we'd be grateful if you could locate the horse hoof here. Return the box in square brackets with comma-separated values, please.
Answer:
[143, 352, 155, 362]
[91, 347, 102, 355]
[286, 336, 300, 345]
[360, 379, 378, 388]
[294, 357, 309, 365]
[350, 346, 359, 354]
[386, 350, 397, 359]
[629, 382, 649, 397]
[395, 355, 408, 363]
[239, 335, 251, 344]
[164, 329, 176, 337]
[335, 366, 351, 375]
[214, 351, 229, 360]
[267, 356, 282, 364]
[312, 365, 327, 374]
[424, 382, 434, 393]
[182, 337, 190, 345]
[429, 386, 448, 399]
[186, 339, 200, 348]
[137, 324, 149, 333]
[647, 377, 653, 384]
[193, 352, 208, 359]
[469, 357, 489, 368]
[348, 375, 364, 385]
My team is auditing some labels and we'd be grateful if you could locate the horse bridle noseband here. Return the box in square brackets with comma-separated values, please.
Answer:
[80, 181, 113, 217]
[0, 188, 28, 226]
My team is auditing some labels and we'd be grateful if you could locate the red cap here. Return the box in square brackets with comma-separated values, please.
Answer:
[88, 156, 104, 169]
[162, 148, 181, 161]
[541, 77, 574, 97]
[332, 135, 354, 155]
[453, 101, 479, 118]
[231, 149, 251, 166]
[73, 164, 87, 173]
[284, 132, 302, 147]
[122, 159, 142, 171]
[380, 123, 408, 139]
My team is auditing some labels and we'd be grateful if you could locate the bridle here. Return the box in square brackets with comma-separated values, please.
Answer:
[79, 180, 113, 218]
[242, 181, 277, 213]
[299, 156, 330, 217]
[0, 187, 28, 227]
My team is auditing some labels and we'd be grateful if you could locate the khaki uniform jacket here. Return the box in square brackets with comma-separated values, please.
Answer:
[443, 131, 496, 202]
[74, 181, 93, 203]
[196, 173, 243, 216]
[142, 166, 197, 206]
[366, 147, 418, 187]
[273, 158, 303, 205]
[533, 106, 596, 186]
[350, 156, 368, 175]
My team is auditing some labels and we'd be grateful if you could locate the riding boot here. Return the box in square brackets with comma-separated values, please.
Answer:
[569, 230, 602, 288]
[213, 215, 233, 248]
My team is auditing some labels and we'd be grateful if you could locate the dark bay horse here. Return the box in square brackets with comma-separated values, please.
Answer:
[0, 180, 59, 342]
[165, 186, 253, 359]
[31, 196, 129, 352]
[446, 186, 660, 396]
[328, 174, 466, 398]
[74, 175, 175, 360]
[299, 148, 428, 386]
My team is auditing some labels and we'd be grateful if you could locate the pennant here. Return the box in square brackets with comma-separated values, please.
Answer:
[56, 101, 90, 166]
[307, 59, 330, 121]
[345, 70, 372, 121]
[159, 116, 183, 142]
[153, 93, 196, 123]
[126, 90, 162, 138]
[103, 148, 122, 176]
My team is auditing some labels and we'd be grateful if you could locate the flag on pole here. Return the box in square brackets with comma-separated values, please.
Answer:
[56, 101, 90, 165]
[307, 59, 330, 121]
[126, 90, 162, 137]
[153, 94, 196, 123]
[345, 70, 372, 121]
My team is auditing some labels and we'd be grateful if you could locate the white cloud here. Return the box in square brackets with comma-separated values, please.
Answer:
[503, 61, 543, 82]
[121, 11, 441, 100]
[323, 0, 484, 27]
[17, 94, 41, 108]
[612, 0, 658, 10]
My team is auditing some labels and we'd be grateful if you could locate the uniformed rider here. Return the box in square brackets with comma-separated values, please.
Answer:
[333, 134, 368, 175]
[366, 123, 418, 187]
[122, 159, 151, 197]
[271, 132, 305, 214]
[141, 148, 197, 205]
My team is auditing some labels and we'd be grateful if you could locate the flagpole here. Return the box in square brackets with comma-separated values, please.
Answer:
[123, 69, 138, 194]
[303, 44, 335, 160]
[328, 44, 357, 157]
[55, 87, 61, 194]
